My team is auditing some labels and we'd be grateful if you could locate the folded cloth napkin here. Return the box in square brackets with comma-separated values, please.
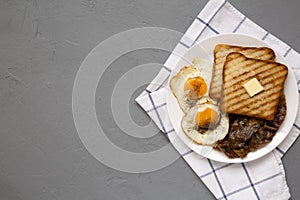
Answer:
[136, 0, 300, 199]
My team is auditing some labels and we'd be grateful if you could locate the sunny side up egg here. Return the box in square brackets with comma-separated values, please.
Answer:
[181, 96, 229, 145]
[170, 59, 212, 113]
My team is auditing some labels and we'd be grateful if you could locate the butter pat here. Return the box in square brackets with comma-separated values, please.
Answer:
[243, 78, 264, 97]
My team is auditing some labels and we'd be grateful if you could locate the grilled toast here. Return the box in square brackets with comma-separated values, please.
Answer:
[220, 53, 288, 121]
[209, 44, 276, 99]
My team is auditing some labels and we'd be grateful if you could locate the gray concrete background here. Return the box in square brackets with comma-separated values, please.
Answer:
[0, 0, 299, 199]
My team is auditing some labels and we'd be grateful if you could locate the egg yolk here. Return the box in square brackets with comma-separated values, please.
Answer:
[196, 107, 220, 129]
[184, 76, 207, 99]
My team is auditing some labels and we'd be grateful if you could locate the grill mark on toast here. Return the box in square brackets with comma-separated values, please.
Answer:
[224, 70, 287, 101]
[220, 52, 288, 120]
[223, 65, 285, 90]
[215, 49, 274, 63]
[224, 84, 283, 111]
[225, 93, 280, 116]
[243, 50, 275, 61]
[225, 94, 281, 120]
[210, 45, 276, 99]
[224, 63, 287, 89]
[225, 78, 284, 111]
[259, 72, 287, 85]
[224, 76, 287, 104]
[224, 63, 273, 88]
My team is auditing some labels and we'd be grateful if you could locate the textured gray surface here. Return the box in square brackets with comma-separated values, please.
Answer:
[0, 0, 299, 199]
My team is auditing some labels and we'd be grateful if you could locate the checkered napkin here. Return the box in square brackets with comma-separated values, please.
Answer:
[136, 0, 300, 199]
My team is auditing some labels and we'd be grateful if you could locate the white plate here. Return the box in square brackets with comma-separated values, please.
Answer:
[166, 33, 298, 163]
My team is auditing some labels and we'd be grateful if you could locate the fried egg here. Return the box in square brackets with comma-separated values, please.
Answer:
[181, 97, 229, 145]
[170, 59, 212, 113]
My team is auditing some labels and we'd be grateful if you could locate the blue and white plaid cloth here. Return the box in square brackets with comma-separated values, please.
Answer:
[136, 0, 300, 199]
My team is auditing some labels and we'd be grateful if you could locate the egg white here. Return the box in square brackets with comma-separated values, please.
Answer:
[181, 97, 229, 146]
[169, 58, 212, 113]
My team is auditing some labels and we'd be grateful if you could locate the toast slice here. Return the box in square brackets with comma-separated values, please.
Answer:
[209, 44, 276, 99]
[220, 53, 288, 121]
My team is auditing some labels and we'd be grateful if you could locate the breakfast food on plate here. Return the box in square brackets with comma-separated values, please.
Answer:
[214, 95, 286, 158]
[170, 58, 229, 146]
[209, 44, 276, 99]
[220, 52, 288, 121]
[214, 50, 288, 158]
[169, 42, 289, 159]
[170, 65, 207, 113]
[169, 59, 212, 113]
[181, 96, 229, 145]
